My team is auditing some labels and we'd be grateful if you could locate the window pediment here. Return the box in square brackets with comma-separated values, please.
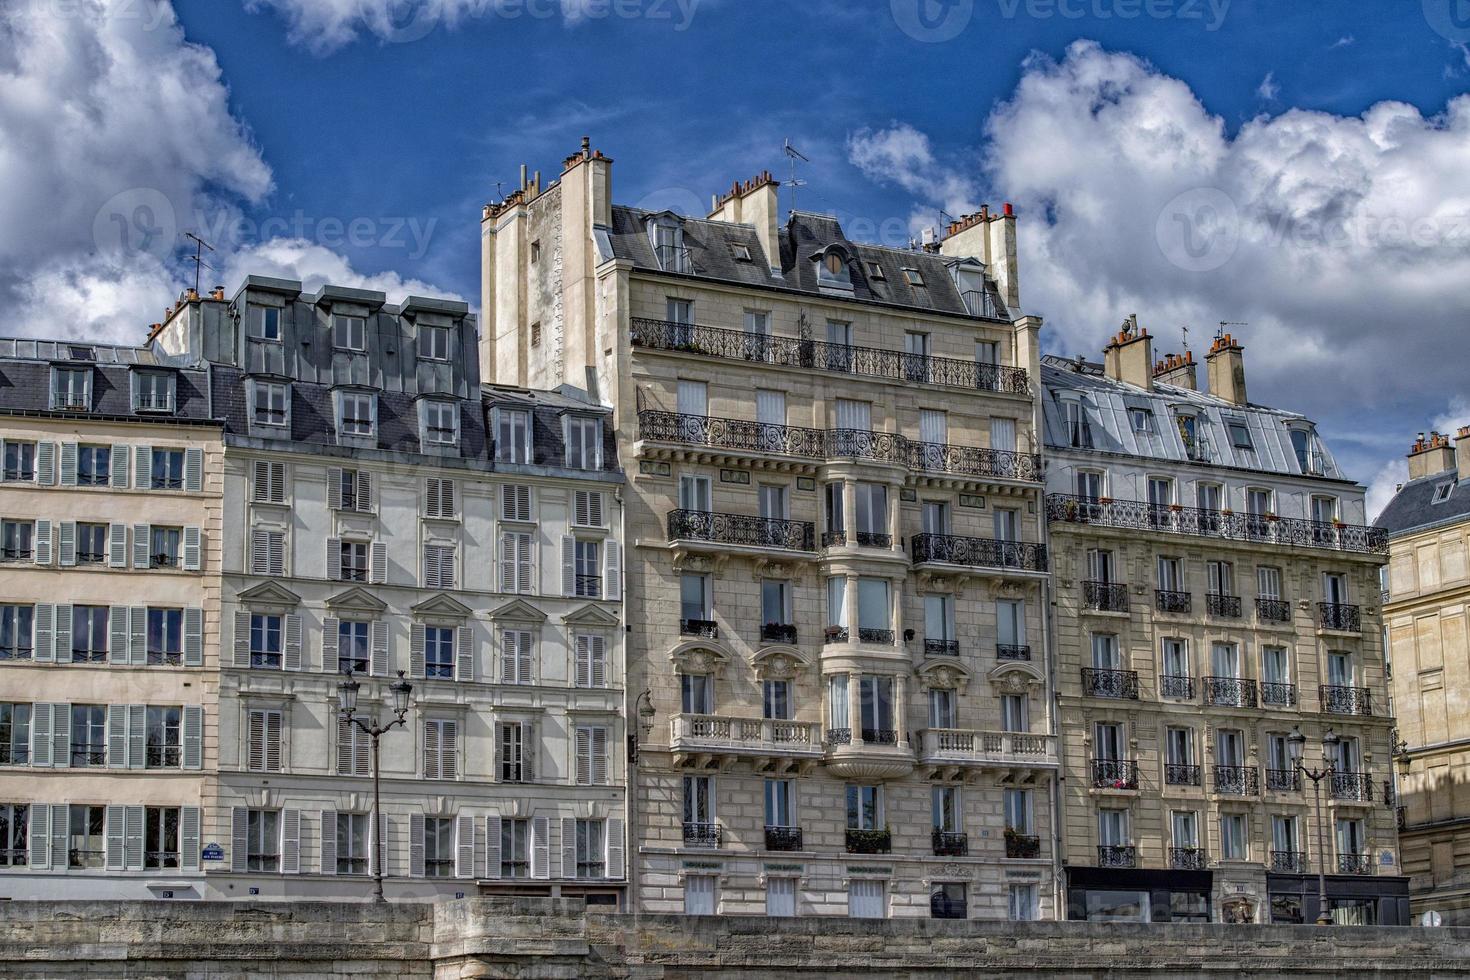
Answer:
[324, 586, 387, 614]
[562, 603, 619, 627]
[236, 581, 301, 609]
[489, 598, 547, 624]
[669, 639, 731, 678]
[410, 593, 473, 620]
[987, 660, 1044, 695]
[751, 645, 807, 680]
[917, 658, 972, 694]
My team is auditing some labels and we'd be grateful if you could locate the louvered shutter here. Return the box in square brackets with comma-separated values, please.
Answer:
[284, 614, 302, 671]
[456, 626, 473, 682]
[105, 805, 126, 870]
[129, 607, 145, 664]
[575, 635, 590, 688]
[410, 813, 426, 876]
[327, 468, 344, 510]
[455, 814, 475, 879]
[606, 818, 625, 879]
[27, 804, 49, 869]
[423, 720, 440, 779]
[110, 445, 129, 488]
[410, 624, 426, 679]
[370, 541, 387, 584]
[325, 537, 341, 580]
[592, 728, 608, 785]
[502, 484, 531, 522]
[531, 816, 549, 880]
[53, 604, 71, 663]
[109, 606, 128, 664]
[561, 817, 577, 880]
[517, 534, 533, 592]
[320, 810, 337, 875]
[108, 523, 127, 568]
[48, 804, 68, 870]
[107, 705, 127, 767]
[498, 533, 516, 592]
[182, 705, 203, 769]
[442, 720, 458, 780]
[30, 703, 52, 768]
[603, 541, 621, 600]
[252, 460, 269, 502]
[59, 443, 77, 486]
[518, 631, 533, 685]
[335, 717, 353, 774]
[134, 446, 151, 489]
[33, 605, 53, 664]
[590, 635, 607, 688]
[34, 520, 51, 566]
[183, 608, 203, 666]
[574, 490, 604, 528]
[251, 530, 269, 575]
[124, 804, 145, 870]
[182, 526, 202, 571]
[575, 726, 591, 785]
[321, 616, 340, 673]
[266, 711, 282, 772]
[234, 611, 252, 667]
[54, 702, 72, 769]
[356, 471, 373, 512]
[231, 807, 248, 872]
[354, 721, 371, 776]
[370, 620, 389, 676]
[35, 442, 55, 485]
[184, 447, 203, 492]
[132, 524, 150, 569]
[180, 806, 201, 871]
[440, 479, 455, 518]
[247, 711, 264, 771]
[524, 719, 536, 782]
[282, 809, 301, 874]
[58, 522, 76, 567]
[561, 536, 575, 596]
[484, 816, 501, 879]
[126, 704, 145, 769]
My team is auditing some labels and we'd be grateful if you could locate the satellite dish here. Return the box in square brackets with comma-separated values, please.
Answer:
[1422, 910, 1443, 927]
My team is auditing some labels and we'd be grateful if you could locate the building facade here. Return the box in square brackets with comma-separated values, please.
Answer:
[1043, 324, 1407, 924]
[482, 143, 1058, 920]
[1378, 428, 1470, 923]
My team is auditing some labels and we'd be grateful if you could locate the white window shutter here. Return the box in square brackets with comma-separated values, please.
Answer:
[370, 620, 389, 676]
[575, 726, 591, 785]
[107, 704, 127, 767]
[370, 541, 388, 584]
[498, 533, 515, 592]
[183, 705, 203, 769]
[531, 816, 549, 879]
[184, 447, 204, 492]
[357, 471, 374, 512]
[409, 624, 426, 679]
[106, 805, 126, 870]
[59, 443, 77, 486]
[455, 814, 475, 879]
[180, 806, 201, 872]
[251, 530, 268, 575]
[127, 704, 145, 769]
[33, 520, 51, 566]
[409, 813, 426, 877]
[30, 703, 52, 768]
[108, 523, 127, 568]
[27, 804, 49, 868]
[603, 541, 621, 600]
[561, 817, 577, 880]
[48, 804, 68, 870]
[132, 524, 150, 569]
[423, 720, 440, 780]
[265, 710, 282, 772]
[36, 441, 55, 485]
[606, 818, 625, 879]
[518, 631, 534, 685]
[58, 522, 75, 567]
[484, 816, 501, 879]
[247, 711, 264, 772]
[284, 614, 303, 671]
[183, 607, 204, 666]
[53, 702, 70, 770]
[234, 611, 252, 668]
[53, 603, 71, 662]
[183, 526, 202, 572]
[110, 444, 129, 488]
[591, 635, 607, 688]
[124, 804, 145, 870]
[325, 537, 341, 580]
[443, 720, 458, 780]
[321, 616, 340, 673]
[592, 728, 608, 785]
[134, 446, 151, 489]
[282, 809, 301, 874]
[33, 605, 53, 664]
[327, 468, 344, 510]
[129, 607, 146, 664]
[231, 807, 248, 872]
[109, 606, 128, 664]
[320, 810, 337, 874]
[456, 626, 473, 682]
[524, 719, 536, 782]
[561, 536, 575, 596]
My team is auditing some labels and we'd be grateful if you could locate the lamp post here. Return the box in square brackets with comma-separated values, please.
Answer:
[337, 667, 413, 903]
[1289, 725, 1339, 925]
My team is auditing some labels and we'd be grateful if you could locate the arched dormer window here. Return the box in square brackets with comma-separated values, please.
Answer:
[813, 245, 854, 293]
[645, 212, 691, 273]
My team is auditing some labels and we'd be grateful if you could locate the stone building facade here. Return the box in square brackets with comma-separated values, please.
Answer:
[1043, 325, 1406, 924]
[481, 143, 1057, 919]
[1377, 428, 1470, 923]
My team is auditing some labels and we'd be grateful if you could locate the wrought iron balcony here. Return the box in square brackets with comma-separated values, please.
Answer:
[996, 643, 1031, 661]
[680, 618, 719, 638]
[1005, 832, 1041, 859]
[1260, 682, 1298, 707]
[630, 316, 1030, 392]
[670, 715, 823, 763]
[931, 830, 969, 857]
[1206, 593, 1242, 618]
[825, 727, 852, 746]
[918, 729, 1057, 768]
[857, 628, 895, 645]
[1212, 764, 1260, 796]
[1170, 847, 1207, 871]
[1320, 685, 1372, 716]
[1160, 674, 1195, 700]
[1266, 768, 1302, 792]
[1098, 845, 1136, 869]
[1338, 853, 1372, 876]
[764, 826, 803, 852]
[1164, 763, 1201, 786]
[906, 439, 1042, 483]
[1270, 850, 1308, 873]
[1083, 580, 1129, 612]
[1045, 493, 1389, 556]
[1091, 758, 1139, 790]
[683, 821, 721, 849]
[1318, 602, 1362, 632]
[924, 638, 959, 657]
[1256, 598, 1292, 623]
[1082, 668, 1139, 700]
[845, 829, 892, 854]
[1155, 589, 1192, 614]
[911, 532, 1048, 573]
[854, 530, 892, 548]
[668, 509, 815, 552]
[861, 728, 898, 745]
[820, 530, 846, 548]
[1331, 771, 1374, 802]
[1204, 676, 1258, 708]
[761, 623, 798, 644]
[823, 627, 849, 645]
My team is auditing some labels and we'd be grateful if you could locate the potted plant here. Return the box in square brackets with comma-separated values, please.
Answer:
[1265, 512, 1280, 522]
[1100, 496, 1113, 506]
[1169, 503, 1183, 512]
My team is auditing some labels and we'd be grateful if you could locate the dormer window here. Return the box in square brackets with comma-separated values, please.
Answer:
[333, 314, 367, 352]
[51, 367, 91, 411]
[951, 261, 991, 316]
[1227, 420, 1253, 451]
[133, 371, 175, 413]
[867, 262, 885, 281]
[1288, 425, 1321, 475]
[1058, 394, 1093, 449]
[1129, 408, 1153, 434]
[337, 391, 376, 439]
[1434, 482, 1455, 504]
[732, 243, 752, 262]
[814, 247, 853, 291]
[495, 407, 532, 464]
[420, 324, 451, 361]
[646, 213, 691, 273]
[422, 400, 459, 448]
[255, 307, 282, 342]
[902, 268, 924, 287]
[565, 416, 602, 470]
[252, 381, 289, 428]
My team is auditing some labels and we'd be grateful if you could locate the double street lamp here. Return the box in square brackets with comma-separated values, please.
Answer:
[337, 667, 414, 903]
[1289, 725, 1340, 926]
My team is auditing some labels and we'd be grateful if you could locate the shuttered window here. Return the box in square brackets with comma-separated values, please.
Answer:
[335, 718, 371, 776]
[574, 725, 608, 785]
[423, 719, 458, 780]
[501, 630, 533, 685]
[574, 634, 607, 688]
[501, 484, 532, 522]
[499, 532, 533, 593]
[251, 461, 287, 503]
[425, 478, 456, 519]
[572, 490, 605, 528]
[247, 709, 282, 772]
[251, 530, 285, 576]
[424, 545, 456, 590]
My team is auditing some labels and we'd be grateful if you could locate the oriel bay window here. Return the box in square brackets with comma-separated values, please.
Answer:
[856, 578, 892, 644]
[924, 593, 956, 655]
[858, 675, 895, 743]
[854, 483, 888, 546]
[827, 674, 850, 742]
[760, 579, 793, 643]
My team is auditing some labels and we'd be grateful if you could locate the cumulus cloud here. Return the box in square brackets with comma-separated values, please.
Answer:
[218, 239, 469, 304]
[847, 123, 979, 235]
[1256, 71, 1279, 99]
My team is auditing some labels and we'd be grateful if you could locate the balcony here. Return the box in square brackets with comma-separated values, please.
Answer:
[1005, 831, 1042, 859]
[764, 826, 804, 852]
[911, 532, 1048, 574]
[630, 316, 1030, 392]
[1266, 768, 1302, 793]
[668, 509, 815, 553]
[1160, 675, 1195, 700]
[680, 619, 719, 639]
[1338, 853, 1372, 876]
[823, 627, 849, 645]
[1331, 771, 1374, 802]
[825, 729, 913, 780]
[820, 530, 846, 548]
[1170, 847, 1207, 871]
[1081, 668, 1139, 700]
[854, 530, 892, 548]
[924, 638, 960, 657]
[683, 822, 721, 849]
[1204, 676, 1258, 709]
[1091, 758, 1139, 790]
[931, 830, 969, 857]
[996, 644, 1031, 661]
[845, 829, 892, 854]
[856, 628, 895, 645]
[761, 623, 798, 645]
[825, 727, 851, 745]
[1098, 845, 1136, 869]
[1256, 597, 1292, 623]
[1318, 602, 1362, 632]
[907, 439, 1042, 483]
[1044, 494, 1389, 556]
[1212, 764, 1260, 796]
[1260, 682, 1298, 707]
[1082, 580, 1129, 612]
[917, 729, 1058, 774]
[1271, 851, 1308, 873]
[1164, 763, 1201, 786]
[861, 728, 898, 745]
[1155, 589, 1193, 614]
[1206, 593, 1242, 618]
[669, 715, 824, 771]
[1320, 685, 1372, 716]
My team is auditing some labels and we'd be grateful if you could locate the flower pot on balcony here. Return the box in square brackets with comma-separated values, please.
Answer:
[1265, 513, 1280, 522]
[1169, 504, 1183, 512]
[1099, 497, 1113, 505]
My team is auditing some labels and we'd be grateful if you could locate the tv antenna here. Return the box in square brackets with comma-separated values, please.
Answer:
[1181, 325, 1190, 351]
[184, 232, 215, 295]
[783, 139, 810, 214]
[1218, 320, 1247, 340]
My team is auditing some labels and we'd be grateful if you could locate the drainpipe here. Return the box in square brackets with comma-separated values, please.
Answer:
[1042, 557, 1064, 919]
[618, 487, 637, 913]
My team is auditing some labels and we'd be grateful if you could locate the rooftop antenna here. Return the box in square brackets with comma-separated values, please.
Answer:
[783, 139, 810, 215]
[184, 232, 215, 295]
[1180, 325, 1190, 352]
[1218, 320, 1247, 340]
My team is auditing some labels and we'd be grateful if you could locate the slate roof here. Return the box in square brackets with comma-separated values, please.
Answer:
[0, 342, 212, 422]
[1041, 355, 1349, 481]
[1376, 468, 1470, 537]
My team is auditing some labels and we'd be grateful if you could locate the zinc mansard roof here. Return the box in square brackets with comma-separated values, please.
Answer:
[0, 336, 212, 422]
[1040, 354, 1350, 482]
[1375, 469, 1470, 538]
[603, 206, 1011, 320]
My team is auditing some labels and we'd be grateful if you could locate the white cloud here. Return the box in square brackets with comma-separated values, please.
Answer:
[1330, 35, 1354, 49]
[218, 239, 469, 306]
[847, 123, 979, 235]
[1256, 71, 1279, 100]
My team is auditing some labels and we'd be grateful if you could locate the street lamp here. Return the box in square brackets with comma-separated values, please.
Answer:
[1289, 725, 1339, 926]
[337, 667, 413, 903]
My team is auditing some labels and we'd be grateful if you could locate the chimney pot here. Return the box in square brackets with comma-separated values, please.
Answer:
[1003, 202, 1014, 217]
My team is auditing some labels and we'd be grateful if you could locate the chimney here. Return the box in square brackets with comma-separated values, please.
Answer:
[940, 202, 1020, 311]
[1458, 427, 1470, 483]
[1206, 332, 1247, 405]
[1102, 315, 1153, 390]
[1408, 431, 1457, 481]
[1153, 350, 1197, 391]
[708, 171, 781, 274]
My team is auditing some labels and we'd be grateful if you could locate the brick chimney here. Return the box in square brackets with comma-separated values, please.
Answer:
[939, 203, 1020, 312]
[1458, 427, 1470, 483]
[1102, 315, 1153, 390]
[1153, 350, 1197, 391]
[709, 171, 780, 274]
[1205, 332, 1247, 406]
[1408, 431, 1456, 481]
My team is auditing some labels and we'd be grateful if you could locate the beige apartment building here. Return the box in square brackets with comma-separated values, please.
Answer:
[481, 142, 1057, 920]
[1043, 325, 1407, 924]
[1378, 429, 1470, 923]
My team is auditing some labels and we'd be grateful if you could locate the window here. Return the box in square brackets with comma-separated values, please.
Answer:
[683, 774, 714, 835]
[145, 706, 182, 768]
[252, 529, 285, 576]
[1323, 571, 1349, 605]
[767, 876, 796, 917]
[680, 672, 714, 715]
[500, 818, 529, 878]
[680, 573, 711, 624]
[335, 469, 372, 512]
[685, 874, 717, 915]
[2, 442, 34, 482]
[0, 704, 30, 764]
[1162, 638, 1189, 681]
[763, 679, 791, 720]
[337, 813, 369, 874]
[144, 806, 180, 869]
[1434, 481, 1455, 503]
[253, 382, 288, 427]
[565, 417, 601, 469]
[1004, 788, 1032, 834]
[496, 409, 531, 463]
[1207, 560, 1235, 597]
[333, 315, 366, 351]
[575, 725, 608, 785]
[52, 367, 91, 410]
[245, 809, 280, 871]
[499, 531, 533, 593]
[1062, 398, 1093, 448]
[1091, 633, 1120, 670]
[338, 621, 369, 674]
[424, 627, 454, 679]
[71, 606, 108, 663]
[676, 379, 707, 416]
[997, 599, 1025, 650]
[924, 594, 955, 646]
[0, 606, 30, 661]
[1166, 728, 1194, 768]
[902, 267, 923, 286]
[1001, 694, 1029, 733]
[1220, 813, 1247, 860]
[932, 785, 961, 833]
[931, 881, 966, 919]
[928, 688, 956, 729]
[338, 392, 375, 438]
[335, 718, 370, 776]
[146, 608, 183, 665]
[856, 578, 890, 635]
[1076, 469, 1103, 502]
[819, 252, 851, 286]
[761, 579, 792, 632]
[1157, 556, 1183, 592]
[573, 539, 600, 597]
[530, 241, 541, 264]
[151, 448, 184, 490]
[420, 324, 451, 361]
[71, 705, 106, 767]
[0, 804, 28, 866]
[846, 784, 883, 830]
[575, 819, 606, 879]
[1258, 565, 1283, 600]
[835, 397, 872, 432]
[1328, 650, 1353, 686]
[76, 523, 106, 564]
[134, 371, 173, 412]
[1247, 487, 1272, 516]
[150, 525, 181, 569]
[68, 804, 105, 868]
[1129, 408, 1153, 433]
[423, 402, 458, 446]
[867, 261, 886, 281]
[1098, 808, 1129, 847]
[650, 218, 689, 272]
[0, 521, 31, 562]
[247, 709, 282, 772]
[854, 483, 886, 539]
[424, 544, 456, 589]
[498, 721, 527, 782]
[1009, 884, 1039, 921]
[732, 243, 753, 262]
[256, 306, 281, 341]
[77, 445, 110, 486]
[339, 541, 368, 582]
[500, 629, 533, 685]
[1228, 420, 1253, 450]
[530, 322, 541, 347]
[1312, 495, 1339, 524]
[849, 879, 886, 919]
[423, 718, 458, 780]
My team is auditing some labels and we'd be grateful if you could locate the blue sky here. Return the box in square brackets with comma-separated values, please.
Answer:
[4, 0, 1470, 511]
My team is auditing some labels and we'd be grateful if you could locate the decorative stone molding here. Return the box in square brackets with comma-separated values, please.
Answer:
[751, 645, 807, 680]
[916, 658, 972, 694]
[987, 660, 1043, 695]
[670, 639, 732, 678]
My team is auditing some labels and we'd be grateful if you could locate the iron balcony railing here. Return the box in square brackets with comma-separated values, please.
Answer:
[1204, 676, 1258, 709]
[911, 533, 1048, 573]
[1257, 598, 1292, 623]
[1213, 764, 1260, 796]
[932, 830, 969, 857]
[1006, 832, 1042, 859]
[1338, 853, 1372, 876]
[761, 623, 798, 644]
[857, 628, 896, 645]
[825, 727, 851, 745]
[861, 727, 898, 745]
[668, 509, 815, 552]
[1082, 668, 1139, 700]
[637, 410, 1042, 482]
[1331, 771, 1374, 802]
[924, 638, 959, 657]
[1320, 685, 1372, 716]
[1165, 763, 1201, 786]
[764, 826, 803, 852]
[1160, 674, 1195, 700]
[1045, 494, 1389, 556]
[845, 829, 892, 854]
[1206, 593, 1242, 618]
[823, 627, 849, 645]
[683, 822, 721, 849]
[1091, 758, 1139, 790]
[1270, 850, 1308, 873]
[854, 530, 892, 548]
[680, 619, 719, 639]
[820, 530, 846, 547]
[1155, 589, 1193, 613]
[1318, 602, 1362, 632]
[630, 316, 1029, 392]
[1082, 580, 1129, 612]
[1266, 768, 1303, 792]
[996, 643, 1031, 661]
[1260, 682, 1298, 707]
[1098, 845, 1136, 869]
[1170, 847, 1207, 871]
